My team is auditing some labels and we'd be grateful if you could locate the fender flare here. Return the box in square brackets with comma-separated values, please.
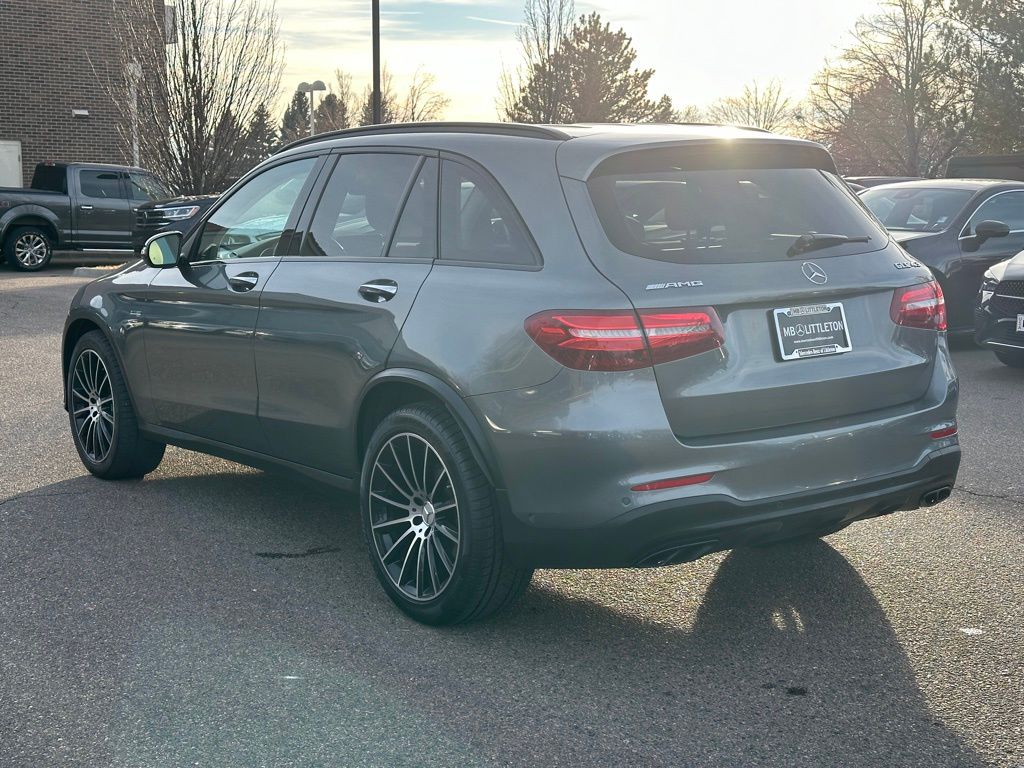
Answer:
[61, 309, 138, 415]
[356, 368, 504, 489]
[0, 203, 63, 247]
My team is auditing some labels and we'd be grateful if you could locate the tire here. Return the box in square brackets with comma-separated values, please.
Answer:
[4, 226, 53, 271]
[360, 402, 533, 625]
[67, 331, 165, 479]
[994, 348, 1024, 368]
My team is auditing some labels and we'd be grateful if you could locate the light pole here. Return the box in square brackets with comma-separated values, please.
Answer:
[372, 0, 381, 124]
[128, 60, 142, 166]
[297, 80, 327, 136]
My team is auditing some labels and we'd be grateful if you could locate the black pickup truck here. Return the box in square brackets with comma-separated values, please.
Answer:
[0, 162, 215, 271]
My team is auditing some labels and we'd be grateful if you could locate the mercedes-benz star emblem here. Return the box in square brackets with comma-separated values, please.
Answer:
[801, 261, 828, 285]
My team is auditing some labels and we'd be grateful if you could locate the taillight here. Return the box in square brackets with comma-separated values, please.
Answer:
[890, 280, 947, 331]
[525, 307, 724, 371]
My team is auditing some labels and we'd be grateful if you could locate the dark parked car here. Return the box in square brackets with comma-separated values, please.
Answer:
[62, 122, 960, 624]
[0, 162, 172, 270]
[975, 252, 1024, 366]
[861, 179, 1024, 331]
[133, 193, 218, 254]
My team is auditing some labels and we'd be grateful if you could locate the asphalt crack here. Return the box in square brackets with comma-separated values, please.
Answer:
[254, 546, 341, 559]
[953, 485, 1024, 505]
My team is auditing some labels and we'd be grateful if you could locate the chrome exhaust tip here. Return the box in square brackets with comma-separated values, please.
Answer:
[920, 486, 953, 507]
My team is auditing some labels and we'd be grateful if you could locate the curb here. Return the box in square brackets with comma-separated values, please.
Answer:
[72, 265, 126, 277]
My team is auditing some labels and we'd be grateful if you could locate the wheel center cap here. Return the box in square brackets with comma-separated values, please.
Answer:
[422, 501, 436, 526]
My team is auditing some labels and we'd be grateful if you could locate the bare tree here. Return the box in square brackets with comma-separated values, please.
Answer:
[805, 0, 978, 176]
[707, 79, 796, 132]
[402, 69, 451, 122]
[498, 0, 575, 121]
[674, 104, 706, 123]
[356, 66, 450, 125]
[106, 0, 284, 193]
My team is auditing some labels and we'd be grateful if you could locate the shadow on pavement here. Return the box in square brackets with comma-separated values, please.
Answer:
[0, 468, 987, 767]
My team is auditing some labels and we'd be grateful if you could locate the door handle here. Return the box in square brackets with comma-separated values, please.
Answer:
[358, 279, 398, 303]
[228, 271, 260, 292]
[79, 205, 94, 211]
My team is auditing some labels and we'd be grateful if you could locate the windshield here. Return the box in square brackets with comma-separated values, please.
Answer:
[860, 186, 974, 232]
[588, 150, 884, 264]
[127, 172, 172, 202]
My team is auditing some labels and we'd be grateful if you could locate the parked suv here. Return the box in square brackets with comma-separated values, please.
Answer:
[62, 123, 960, 624]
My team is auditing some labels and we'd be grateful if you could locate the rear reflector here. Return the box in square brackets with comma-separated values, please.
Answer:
[632, 473, 715, 492]
[525, 307, 724, 371]
[930, 424, 957, 439]
[891, 280, 947, 331]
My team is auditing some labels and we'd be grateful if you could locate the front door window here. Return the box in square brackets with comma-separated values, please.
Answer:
[195, 158, 317, 262]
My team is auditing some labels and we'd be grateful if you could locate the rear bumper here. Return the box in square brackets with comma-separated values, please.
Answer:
[500, 446, 960, 568]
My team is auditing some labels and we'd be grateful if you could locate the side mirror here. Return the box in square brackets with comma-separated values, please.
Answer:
[144, 231, 182, 268]
[975, 219, 1010, 242]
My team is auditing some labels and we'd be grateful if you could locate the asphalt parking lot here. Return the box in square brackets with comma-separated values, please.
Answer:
[1, 268, 1021, 768]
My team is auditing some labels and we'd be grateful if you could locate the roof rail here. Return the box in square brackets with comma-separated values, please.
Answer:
[279, 121, 571, 153]
[559, 121, 773, 134]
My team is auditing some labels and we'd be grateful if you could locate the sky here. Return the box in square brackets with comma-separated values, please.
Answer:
[275, 0, 884, 120]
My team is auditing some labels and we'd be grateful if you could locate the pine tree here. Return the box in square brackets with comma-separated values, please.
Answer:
[314, 93, 349, 133]
[358, 66, 400, 125]
[278, 90, 310, 147]
[243, 103, 279, 170]
[506, 12, 673, 123]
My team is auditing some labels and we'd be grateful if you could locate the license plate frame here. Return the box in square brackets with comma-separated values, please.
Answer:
[773, 302, 853, 361]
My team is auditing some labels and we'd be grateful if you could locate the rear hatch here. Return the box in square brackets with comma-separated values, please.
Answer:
[560, 140, 939, 440]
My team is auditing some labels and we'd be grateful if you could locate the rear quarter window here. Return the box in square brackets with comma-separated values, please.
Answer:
[439, 159, 539, 267]
[587, 144, 885, 264]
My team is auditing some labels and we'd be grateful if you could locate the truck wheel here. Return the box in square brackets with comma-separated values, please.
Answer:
[4, 226, 54, 271]
[361, 403, 533, 625]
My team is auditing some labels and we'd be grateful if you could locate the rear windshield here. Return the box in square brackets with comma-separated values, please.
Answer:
[860, 186, 974, 232]
[587, 145, 885, 264]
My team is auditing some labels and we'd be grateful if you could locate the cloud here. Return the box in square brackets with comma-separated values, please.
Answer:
[466, 16, 522, 27]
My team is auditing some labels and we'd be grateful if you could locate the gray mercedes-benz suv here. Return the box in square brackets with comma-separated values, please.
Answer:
[62, 123, 960, 624]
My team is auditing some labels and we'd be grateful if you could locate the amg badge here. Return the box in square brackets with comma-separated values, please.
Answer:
[646, 280, 704, 291]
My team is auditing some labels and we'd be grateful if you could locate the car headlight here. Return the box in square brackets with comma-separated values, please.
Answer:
[161, 205, 201, 221]
[980, 272, 998, 304]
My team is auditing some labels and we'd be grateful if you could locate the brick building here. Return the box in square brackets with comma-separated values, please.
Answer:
[0, 0, 166, 186]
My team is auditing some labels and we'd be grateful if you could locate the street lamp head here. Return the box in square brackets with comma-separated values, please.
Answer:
[297, 81, 312, 93]
[312, 80, 326, 91]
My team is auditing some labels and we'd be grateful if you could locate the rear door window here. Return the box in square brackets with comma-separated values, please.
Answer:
[387, 158, 438, 260]
[587, 145, 885, 264]
[439, 159, 538, 266]
[79, 170, 123, 200]
[302, 153, 421, 259]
